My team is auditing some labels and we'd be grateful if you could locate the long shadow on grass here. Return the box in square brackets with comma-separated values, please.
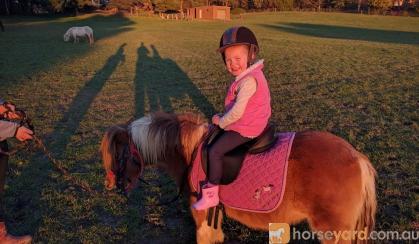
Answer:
[261, 23, 419, 45]
[134, 43, 216, 119]
[0, 14, 134, 87]
[4, 44, 126, 240]
[125, 43, 216, 242]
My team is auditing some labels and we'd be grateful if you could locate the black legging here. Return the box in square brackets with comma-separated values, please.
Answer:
[208, 130, 251, 185]
[0, 140, 8, 222]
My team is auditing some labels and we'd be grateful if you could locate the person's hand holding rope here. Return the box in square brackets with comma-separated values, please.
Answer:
[15, 127, 33, 141]
[0, 102, 33, 142]
[0, 102, 18, 120]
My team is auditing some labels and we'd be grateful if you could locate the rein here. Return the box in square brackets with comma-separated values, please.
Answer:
[33, 135, 94, 193]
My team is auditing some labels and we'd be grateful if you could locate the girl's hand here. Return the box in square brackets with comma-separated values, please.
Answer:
[212, 115, 221, 125]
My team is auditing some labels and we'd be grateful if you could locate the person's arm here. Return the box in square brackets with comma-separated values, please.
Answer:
[0, 98, 4, 105]
[0, 121, 19, 141]
[218, 76, 257, 129]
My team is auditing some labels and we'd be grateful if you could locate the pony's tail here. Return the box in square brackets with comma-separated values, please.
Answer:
[354, 155, 377, 243]
[100, 125, 127, 190]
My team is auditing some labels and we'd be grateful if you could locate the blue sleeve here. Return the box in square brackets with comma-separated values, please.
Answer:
[0, 98, 4, 105]
[0, 121, 19, 141]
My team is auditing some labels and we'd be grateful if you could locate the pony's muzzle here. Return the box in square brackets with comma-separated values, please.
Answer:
[104, 179, 116, 190]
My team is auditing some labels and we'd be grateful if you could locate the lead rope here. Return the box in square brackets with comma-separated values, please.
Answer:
[32, 135, 95, 193]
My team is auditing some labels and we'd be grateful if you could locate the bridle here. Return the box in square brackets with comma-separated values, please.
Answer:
[114, 139, 145, 193]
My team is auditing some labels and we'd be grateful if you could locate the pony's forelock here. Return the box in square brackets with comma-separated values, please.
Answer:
[100, 124, 127, 189]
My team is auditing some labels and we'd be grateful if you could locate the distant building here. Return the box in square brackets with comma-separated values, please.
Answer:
[187, 5, 230, 21]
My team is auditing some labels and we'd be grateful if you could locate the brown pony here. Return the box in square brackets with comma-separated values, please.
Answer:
[100, 112, 377, 244]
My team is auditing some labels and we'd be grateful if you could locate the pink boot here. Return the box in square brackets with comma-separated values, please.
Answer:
[192, 184, 219, 210]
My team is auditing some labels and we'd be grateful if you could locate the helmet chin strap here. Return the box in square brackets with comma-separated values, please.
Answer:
[247, 44, 258, 67]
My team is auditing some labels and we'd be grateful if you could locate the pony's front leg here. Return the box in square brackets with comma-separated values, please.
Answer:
[190, 198, 224, 244]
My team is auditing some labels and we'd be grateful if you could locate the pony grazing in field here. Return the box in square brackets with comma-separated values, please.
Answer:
[63, 26, 94, 45]
[100, 112, 377, 244]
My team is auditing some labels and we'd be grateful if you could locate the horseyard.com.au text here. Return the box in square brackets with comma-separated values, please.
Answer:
[269, 223, 419, 243]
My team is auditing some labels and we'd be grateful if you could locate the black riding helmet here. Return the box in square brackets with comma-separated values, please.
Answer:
[217, 26, 259, 66]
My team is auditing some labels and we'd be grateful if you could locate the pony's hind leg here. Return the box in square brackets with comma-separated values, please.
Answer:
[190, 201, 225, 244]
[305, 177, 364, 243]
[308, 212, 356, 243]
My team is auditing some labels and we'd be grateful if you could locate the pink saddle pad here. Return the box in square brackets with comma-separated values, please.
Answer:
[190, 132, 295, 213]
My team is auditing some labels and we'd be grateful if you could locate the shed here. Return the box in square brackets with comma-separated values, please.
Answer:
[187, 5, 230, 21]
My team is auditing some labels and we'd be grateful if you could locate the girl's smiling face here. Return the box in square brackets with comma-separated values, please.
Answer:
[224, 45, 250, 77]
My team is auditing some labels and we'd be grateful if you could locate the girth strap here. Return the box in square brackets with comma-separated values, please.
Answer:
[207, 204, 224, 229]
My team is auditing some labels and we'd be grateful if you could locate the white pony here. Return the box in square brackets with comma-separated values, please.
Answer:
[63, 26, 94, 45]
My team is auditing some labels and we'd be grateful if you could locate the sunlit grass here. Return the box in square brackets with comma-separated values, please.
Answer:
[0, 11, 418, 242]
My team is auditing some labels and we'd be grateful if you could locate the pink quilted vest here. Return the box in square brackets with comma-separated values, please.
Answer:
[224, 60, 271, 138]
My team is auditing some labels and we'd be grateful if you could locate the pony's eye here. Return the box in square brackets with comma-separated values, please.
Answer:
[127, 178, 132, 183]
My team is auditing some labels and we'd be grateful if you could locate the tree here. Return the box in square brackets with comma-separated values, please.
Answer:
[275, 0, 293, 10]
[1, 0, 10, 14]
[254, 0, 263, 8]
[368, 0, 392, 13]
[107, 0, 138, 10]
[331, 0, 345, 8]
[239, 0, 248, 8]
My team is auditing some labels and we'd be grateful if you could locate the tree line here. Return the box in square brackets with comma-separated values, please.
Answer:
[0, 0, 417, 15]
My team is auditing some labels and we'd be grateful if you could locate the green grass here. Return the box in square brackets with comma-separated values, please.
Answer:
[0, 12, 418, 243]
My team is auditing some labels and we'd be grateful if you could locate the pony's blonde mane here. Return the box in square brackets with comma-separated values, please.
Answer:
[129, 112, 208, 165]
[178, 113, 208, 164]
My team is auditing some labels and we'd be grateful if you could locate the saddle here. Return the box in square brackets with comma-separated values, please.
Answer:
[201, 123, 277, 185]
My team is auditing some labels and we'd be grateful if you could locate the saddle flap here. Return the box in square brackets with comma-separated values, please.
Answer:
[248, 122, 277, 154]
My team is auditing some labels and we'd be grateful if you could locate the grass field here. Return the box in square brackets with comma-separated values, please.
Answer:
[0, 12, 418, 243]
